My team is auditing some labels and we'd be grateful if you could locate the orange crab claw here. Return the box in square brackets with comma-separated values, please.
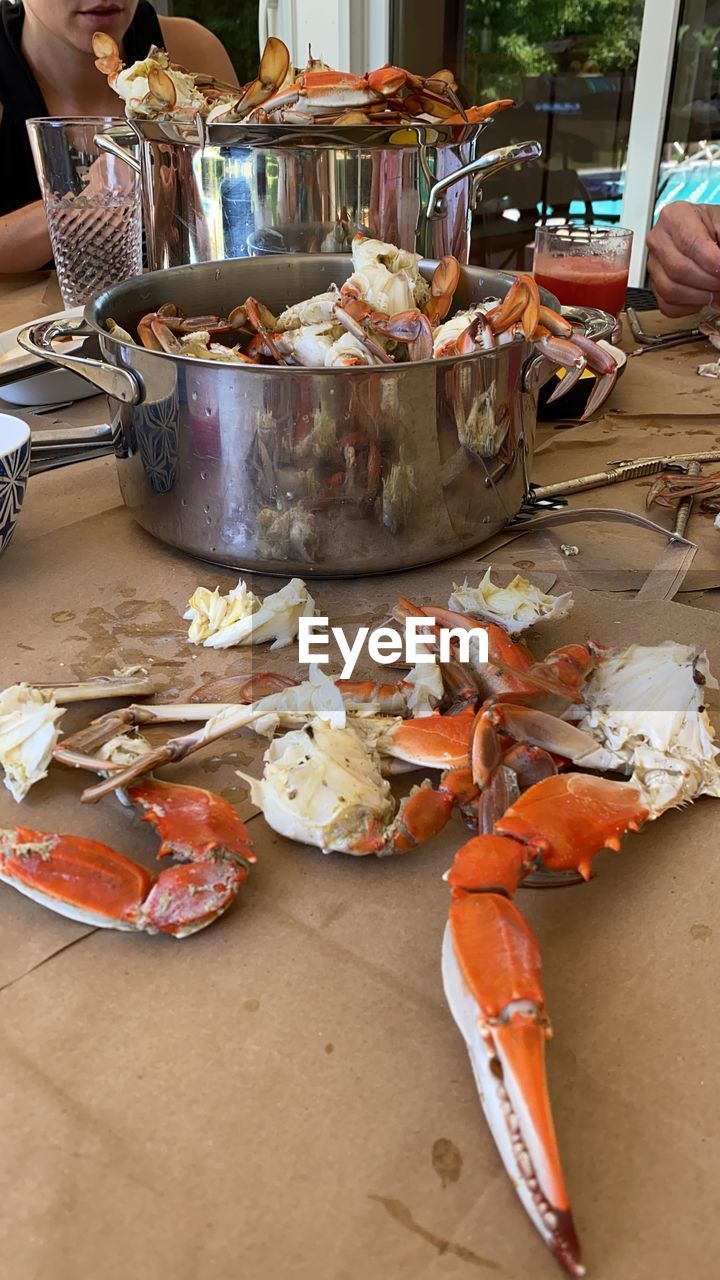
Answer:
[366, 64, 407, 96]
[384, 707, 476, 771]
[443, 99, 515, 124]
[0, 826, 152, 928]
[128, 779, 256, 865]
[425, 255, 461, 325]
[140, 860, 248, 936]
[497, 773, 648, 880]
[444, 885, 584, 1277]
[0, 782, 255, 938]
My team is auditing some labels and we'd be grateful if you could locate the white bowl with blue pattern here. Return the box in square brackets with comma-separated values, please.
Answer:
[0, 414, 31, 554]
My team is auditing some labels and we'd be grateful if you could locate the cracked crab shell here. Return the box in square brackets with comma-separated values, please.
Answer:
[237, 720, 394, 853]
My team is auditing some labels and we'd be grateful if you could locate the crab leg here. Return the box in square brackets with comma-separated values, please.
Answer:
[33, 673, 156, 704]
[444, 773, 649, 1276]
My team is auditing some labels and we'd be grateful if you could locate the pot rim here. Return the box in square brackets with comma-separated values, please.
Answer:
[88, 255, 557, 374]
[122, 115, 495, 150]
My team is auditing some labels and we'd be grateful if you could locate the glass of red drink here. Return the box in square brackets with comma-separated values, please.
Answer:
[533, 224, 633, 317]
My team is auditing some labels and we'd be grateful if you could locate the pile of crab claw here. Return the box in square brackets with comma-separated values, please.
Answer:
[92, 32, 514, 128]
[1, 566, 719, 1276]
[107, 234, 619, 422]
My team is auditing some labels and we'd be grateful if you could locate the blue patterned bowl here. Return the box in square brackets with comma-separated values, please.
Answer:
[0, 414, 31, 554]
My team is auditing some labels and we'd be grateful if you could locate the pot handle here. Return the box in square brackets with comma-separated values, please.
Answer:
[17, 319, 144, 405]
[94, 128, 142, 176]
[425, 140, 542, 220]
[29, 421, 117, 476]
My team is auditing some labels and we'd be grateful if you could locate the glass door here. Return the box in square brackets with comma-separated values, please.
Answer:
[654, 1, 720, 218]
[390, 0, 645, 269]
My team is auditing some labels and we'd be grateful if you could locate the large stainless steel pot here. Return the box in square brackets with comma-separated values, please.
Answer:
[95, 120, 541, 269]
[19, 256, 559, 577]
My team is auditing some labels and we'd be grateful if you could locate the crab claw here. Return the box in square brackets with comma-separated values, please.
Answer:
[128, 779, 256, 866]
[443, 774, 649, 1274]
[0, 781, 255, 938]
[92, 31, 123, 75]
[442, 894, 585, 1277]
[497, 773, 648, 880]
[425, 256, 461, 325]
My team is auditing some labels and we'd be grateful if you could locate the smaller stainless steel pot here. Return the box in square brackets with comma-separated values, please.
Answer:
[19, 256, 561, 577]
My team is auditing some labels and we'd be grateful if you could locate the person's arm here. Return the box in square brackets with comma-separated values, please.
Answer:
[0, 100, 52, 273]
[646, 201, 720, 316]
[159, 16, 240, 86]
[0, 200, 52, 274]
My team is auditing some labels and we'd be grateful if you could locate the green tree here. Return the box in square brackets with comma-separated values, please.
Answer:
[465, 0, 644, 100]
[171, 0, 259, 83]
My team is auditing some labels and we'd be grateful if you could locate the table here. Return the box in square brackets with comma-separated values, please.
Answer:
[0, 275, 719, 1280]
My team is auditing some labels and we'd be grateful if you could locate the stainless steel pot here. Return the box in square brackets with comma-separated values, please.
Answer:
[19, 256, 560, 577]
[95, 119, 541, 269]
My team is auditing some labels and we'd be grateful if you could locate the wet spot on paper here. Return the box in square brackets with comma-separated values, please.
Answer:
[368, 1195, 500, 1270]
[244, 998, 260, 1012]
[690, 923, 712, 941]
[432, 1137, 463, 1187]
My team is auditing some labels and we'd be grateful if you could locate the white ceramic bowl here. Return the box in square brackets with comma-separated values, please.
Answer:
[0, 413, 31, 553]
[0, 309, 98, 408]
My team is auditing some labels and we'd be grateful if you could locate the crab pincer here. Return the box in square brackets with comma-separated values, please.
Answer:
[443, 773, 649, 1276]
[0, 780, 254, 938]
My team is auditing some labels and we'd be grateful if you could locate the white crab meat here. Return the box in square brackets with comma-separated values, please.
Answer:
[113, 51, 206, 115]
[403, 663, 444, 717]
[351, 236, 422, 277]
[275, 290, 339, 330]
[0, 685, 65, 803]
[343, 264, 420, 316]
[184, 578, 260, 646]
[200, 578, 315, 651]
[237, 718, 393, 854]
[97, 732, 153, 767]
[432, 306, 490, 356]
[578, 642, 720, 815]
[324, 331, 377, 367]
[343, 235, 431, 315]
[449, 570, 574, 635]
[272, 322, 374, 368]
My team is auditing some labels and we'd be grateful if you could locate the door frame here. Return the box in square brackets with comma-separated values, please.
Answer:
[620, 0, 683, 284]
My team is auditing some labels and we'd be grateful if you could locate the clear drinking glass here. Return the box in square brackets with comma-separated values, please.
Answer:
[533, 225, 634, 316]
[27, 118, 142, 308]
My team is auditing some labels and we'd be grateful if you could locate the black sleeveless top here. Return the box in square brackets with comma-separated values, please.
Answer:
[0, 0, 163, 216]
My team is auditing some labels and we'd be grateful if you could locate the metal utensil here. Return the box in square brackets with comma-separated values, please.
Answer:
[635, 461, 702, 601]
[530, 458, 690, 502]
[626, 307, 707, 349]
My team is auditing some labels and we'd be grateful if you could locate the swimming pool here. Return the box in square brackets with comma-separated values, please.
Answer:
[564, 162, 720, 224]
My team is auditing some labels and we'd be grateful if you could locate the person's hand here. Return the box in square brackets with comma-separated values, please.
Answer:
[647, 201, 720, 316]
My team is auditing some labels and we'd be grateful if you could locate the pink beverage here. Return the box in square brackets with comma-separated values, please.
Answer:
[534, 253, 629, 316]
